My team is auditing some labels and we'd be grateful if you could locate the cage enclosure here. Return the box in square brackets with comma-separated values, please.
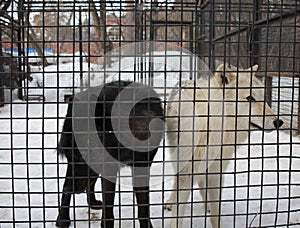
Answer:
[0, 1, 299, 228]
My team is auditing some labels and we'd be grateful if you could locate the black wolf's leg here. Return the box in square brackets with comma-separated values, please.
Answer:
[101, 167, 117, 228]
[132, 167, 153, 228]
[87, 176, 102, 210]
[56, 164, 73, 228]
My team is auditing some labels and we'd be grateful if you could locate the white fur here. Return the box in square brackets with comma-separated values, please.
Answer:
[165, 64, 280, 228]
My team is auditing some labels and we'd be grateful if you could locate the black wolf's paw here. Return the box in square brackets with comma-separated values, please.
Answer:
[55, 215, 71, 228]
[101, 220, 114, 228]
[89, 199, 103, 210]
[139, 220, 153, 228]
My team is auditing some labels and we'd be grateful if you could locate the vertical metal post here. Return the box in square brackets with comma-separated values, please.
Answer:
[79, 7, 83, 92]
[209, 0, 215, 71]
[0, 0, 13, 105]
[0, 25, 5, 107]
[298, 65, 300, 133]
[251, 0, 261, 66]
[134, 0, 143, 41]
[251, 0, 272, 106]
[17, 0, 25, 100]
[189, 24, 194, 80]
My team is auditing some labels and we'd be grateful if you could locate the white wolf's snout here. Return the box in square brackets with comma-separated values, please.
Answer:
[250, 117, 284, 132]
[249, 102, 284, 132]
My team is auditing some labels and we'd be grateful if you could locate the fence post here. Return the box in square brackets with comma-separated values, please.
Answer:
[78, 7, 83, 92]
[209, 0, 215, 71]
[298, 66, 300, 133]
[251, 0, 261, 66]
[0, 25, 5, 107]
[17, 0, 25, 100]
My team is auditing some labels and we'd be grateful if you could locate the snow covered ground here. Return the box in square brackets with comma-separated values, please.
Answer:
[0, 101, 300, 228]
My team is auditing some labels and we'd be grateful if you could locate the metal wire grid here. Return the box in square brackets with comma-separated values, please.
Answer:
[0, 1, 299, 227]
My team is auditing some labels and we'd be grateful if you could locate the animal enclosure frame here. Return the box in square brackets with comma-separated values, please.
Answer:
[0, 0, 299, 227]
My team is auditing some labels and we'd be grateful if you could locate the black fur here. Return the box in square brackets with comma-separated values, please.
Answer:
[56, 81, 164, 228]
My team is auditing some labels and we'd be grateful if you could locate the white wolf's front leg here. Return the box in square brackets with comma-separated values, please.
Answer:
[164, 190, 176, 211]
[163, 174, 179, 211]
[169, 174, 192, 228]
[198, 180, 211, 213]
[206, 173, 223, 228]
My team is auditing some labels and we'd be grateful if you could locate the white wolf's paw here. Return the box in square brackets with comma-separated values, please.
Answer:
[203, 203, 211, 213]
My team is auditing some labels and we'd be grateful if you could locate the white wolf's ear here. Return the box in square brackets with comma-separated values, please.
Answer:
[215, 64, 236, 86]
[246, 64, 259, 72]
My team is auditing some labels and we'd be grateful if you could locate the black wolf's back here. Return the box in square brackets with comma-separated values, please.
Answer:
[58, 80, 164, 167]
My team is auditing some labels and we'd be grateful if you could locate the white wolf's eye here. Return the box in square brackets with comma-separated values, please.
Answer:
[246, 96, 256, 102]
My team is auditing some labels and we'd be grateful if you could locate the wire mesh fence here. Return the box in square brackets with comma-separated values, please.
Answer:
[0, 1, 299, 228]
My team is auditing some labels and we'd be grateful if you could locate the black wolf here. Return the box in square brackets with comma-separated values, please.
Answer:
[56, 80, 164, 228]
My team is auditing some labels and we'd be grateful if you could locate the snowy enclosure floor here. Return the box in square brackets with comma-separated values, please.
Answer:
[0, 101, 300, 228]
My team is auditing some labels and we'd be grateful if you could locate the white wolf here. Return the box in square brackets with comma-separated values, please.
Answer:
[165, 64, 283, 228]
